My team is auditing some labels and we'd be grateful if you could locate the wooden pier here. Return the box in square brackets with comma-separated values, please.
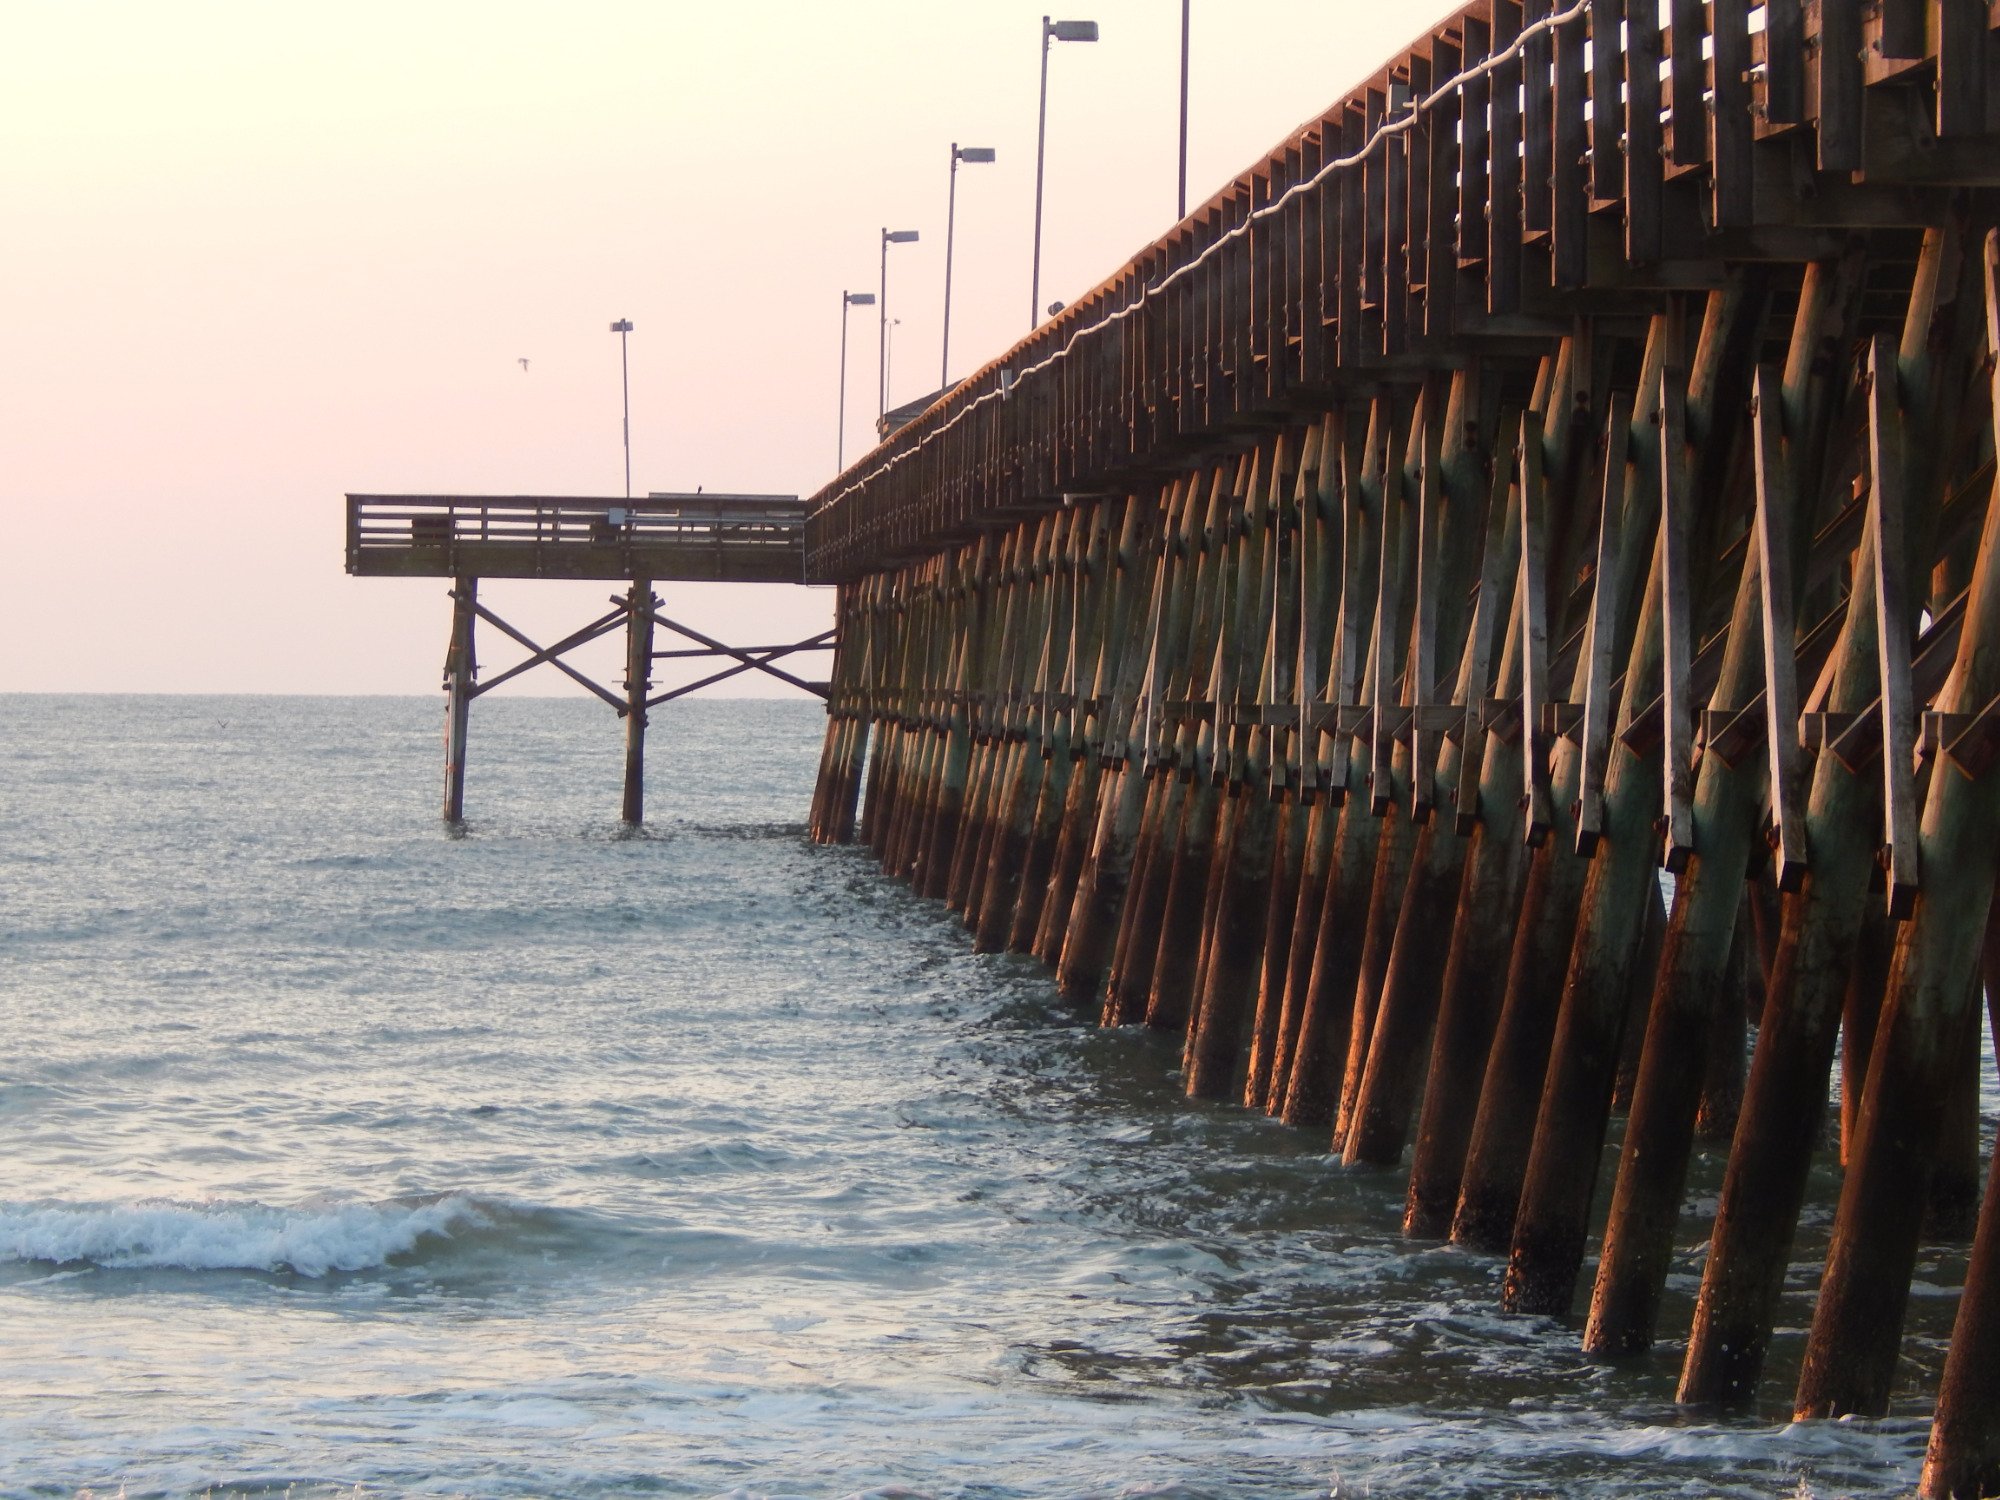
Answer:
[805, 1, 2000, 1490]
[346, 493, 829, 824]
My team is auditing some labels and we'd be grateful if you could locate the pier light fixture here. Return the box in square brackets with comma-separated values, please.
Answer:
[879, 227, 920, 418]
[1033, 16, 1099, 328]
[1178, 0, 1190, 219]
[942, 143, 998, 389]
[837, 290, 876, 472]
[609, 318, 635, 499]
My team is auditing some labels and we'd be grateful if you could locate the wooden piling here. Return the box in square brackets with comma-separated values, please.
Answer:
[621, 579, 653, 826]
[442, 575, 477, 825]
[1793, 249, 2000, 1423]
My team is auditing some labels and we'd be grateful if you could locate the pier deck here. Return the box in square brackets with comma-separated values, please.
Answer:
[346, 493, 806, 583]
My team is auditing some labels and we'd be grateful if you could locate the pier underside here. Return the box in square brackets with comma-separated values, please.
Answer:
[805, 1, 2000, 1491]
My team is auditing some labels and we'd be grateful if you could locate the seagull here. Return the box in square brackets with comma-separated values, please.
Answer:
[518, 358, 530, 372]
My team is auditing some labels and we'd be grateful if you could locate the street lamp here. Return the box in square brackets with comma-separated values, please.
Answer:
[879, 227, 919, 417]
[1178, 0, 1191, 220]
[1032, 16, 1098, 328]
[942, 143, 996, 389]
[837, 290, 875, 472]
[609, 318, 634, 499]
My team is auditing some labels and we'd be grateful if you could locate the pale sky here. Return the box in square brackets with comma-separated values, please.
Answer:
[2, 1, 1456, 699]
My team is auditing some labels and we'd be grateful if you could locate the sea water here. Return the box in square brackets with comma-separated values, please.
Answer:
[0, 694, 1987, 1498]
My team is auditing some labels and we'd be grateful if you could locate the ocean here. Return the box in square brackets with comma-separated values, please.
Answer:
[0, 694, 1983, 1498]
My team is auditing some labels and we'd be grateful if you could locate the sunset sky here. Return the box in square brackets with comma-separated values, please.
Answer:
[2, 1, 1456, 698]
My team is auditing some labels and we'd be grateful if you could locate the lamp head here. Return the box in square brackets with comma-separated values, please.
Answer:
[609, 319, 634, 333]
[956, 146, 997, 164]
[845, 291, 876, 306]
[883, 228, 920, 245]
[1048, 19, 1098, 42]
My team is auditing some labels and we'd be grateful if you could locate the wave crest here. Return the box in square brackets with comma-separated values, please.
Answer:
[0, 1192, 493, 1277]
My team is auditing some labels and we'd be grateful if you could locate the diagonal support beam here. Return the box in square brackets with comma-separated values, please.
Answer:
[471, 603, 625, 710]
[647, 630, 837, 707]
[638, 604, 829, 697]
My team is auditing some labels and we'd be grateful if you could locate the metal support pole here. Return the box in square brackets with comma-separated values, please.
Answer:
[944, 145, 961, 389]
[1178, 0, 1191, 220]
[1032, 19, 1053, 326]
[879, 231, 891, 418]
[611, 318, 634, 500]
[622, 579, 654, 825]
[838, 292, 850, 472]
[443, 575, 477, 825]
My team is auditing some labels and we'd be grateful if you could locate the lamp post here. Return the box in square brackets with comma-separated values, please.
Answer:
[942, 143, 996, 389]
[879, 227, 919, 418]
[1178, 0, 1191, 220]
[886, 318, 902, 408]
[1032, 16, 1098, 328]
[837, 290, 875, 472]
[609, 318, 634, 499]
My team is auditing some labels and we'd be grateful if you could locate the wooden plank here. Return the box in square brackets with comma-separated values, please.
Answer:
[1364, 88, 1389, 354]
[1339, 104, 1367, 368]
[1668, 0, 1706, 166]
[1552, 0, 1588, 287]
[1878, 0, 1925, 59]
[1711, 0, 1754, 228]
[1575, 395, 1631, 856]
[1488, 0, 1525, 314]
[1522, 0, 1554, 234]
[1625, 0, 1664, 261]
[1762, 0, 1804, 125]
[1937, 0, 1989, 138]
[1589, 0, 1625, 201]
[1405, 51, 1433, 347]
[1457, 14, 1493, 277]
[1426, 34, 1462, 339]
[1302, 135, 1329, 386]
[1658, 366, 1695, 871]
[1383, 81, 1410, 357]
[1818, 0, 1864, 173]
[1867, 335, 1921, 916]
[1751, 364, 1808, 891]
[1518, 408, 1554, 844]
[1303, 128, 1331, 385]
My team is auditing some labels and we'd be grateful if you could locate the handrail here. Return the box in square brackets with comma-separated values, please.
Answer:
[804, 0, 1584, 524]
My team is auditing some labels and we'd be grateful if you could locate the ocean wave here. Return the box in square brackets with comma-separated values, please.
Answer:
[0, 1191, 497, 1277]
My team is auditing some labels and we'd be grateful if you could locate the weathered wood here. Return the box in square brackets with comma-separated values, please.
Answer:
[1794, 234, 2000, 1425]
[621, 580, 654, 826]
[791, 8, 2000, 1479]
[442, 576, 477, 825]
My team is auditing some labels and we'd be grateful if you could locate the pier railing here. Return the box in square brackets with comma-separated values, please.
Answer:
[806, 0, 2000, 582]
[347, 493, 807, 583]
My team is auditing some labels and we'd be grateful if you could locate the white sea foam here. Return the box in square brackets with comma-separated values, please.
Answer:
[0, 1193, 491, 1277]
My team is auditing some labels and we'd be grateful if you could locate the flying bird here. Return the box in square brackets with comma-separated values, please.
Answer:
[518, 358, 530, 372]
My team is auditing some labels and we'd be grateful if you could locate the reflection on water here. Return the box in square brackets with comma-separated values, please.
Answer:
[0, 694, 1983, 1498]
